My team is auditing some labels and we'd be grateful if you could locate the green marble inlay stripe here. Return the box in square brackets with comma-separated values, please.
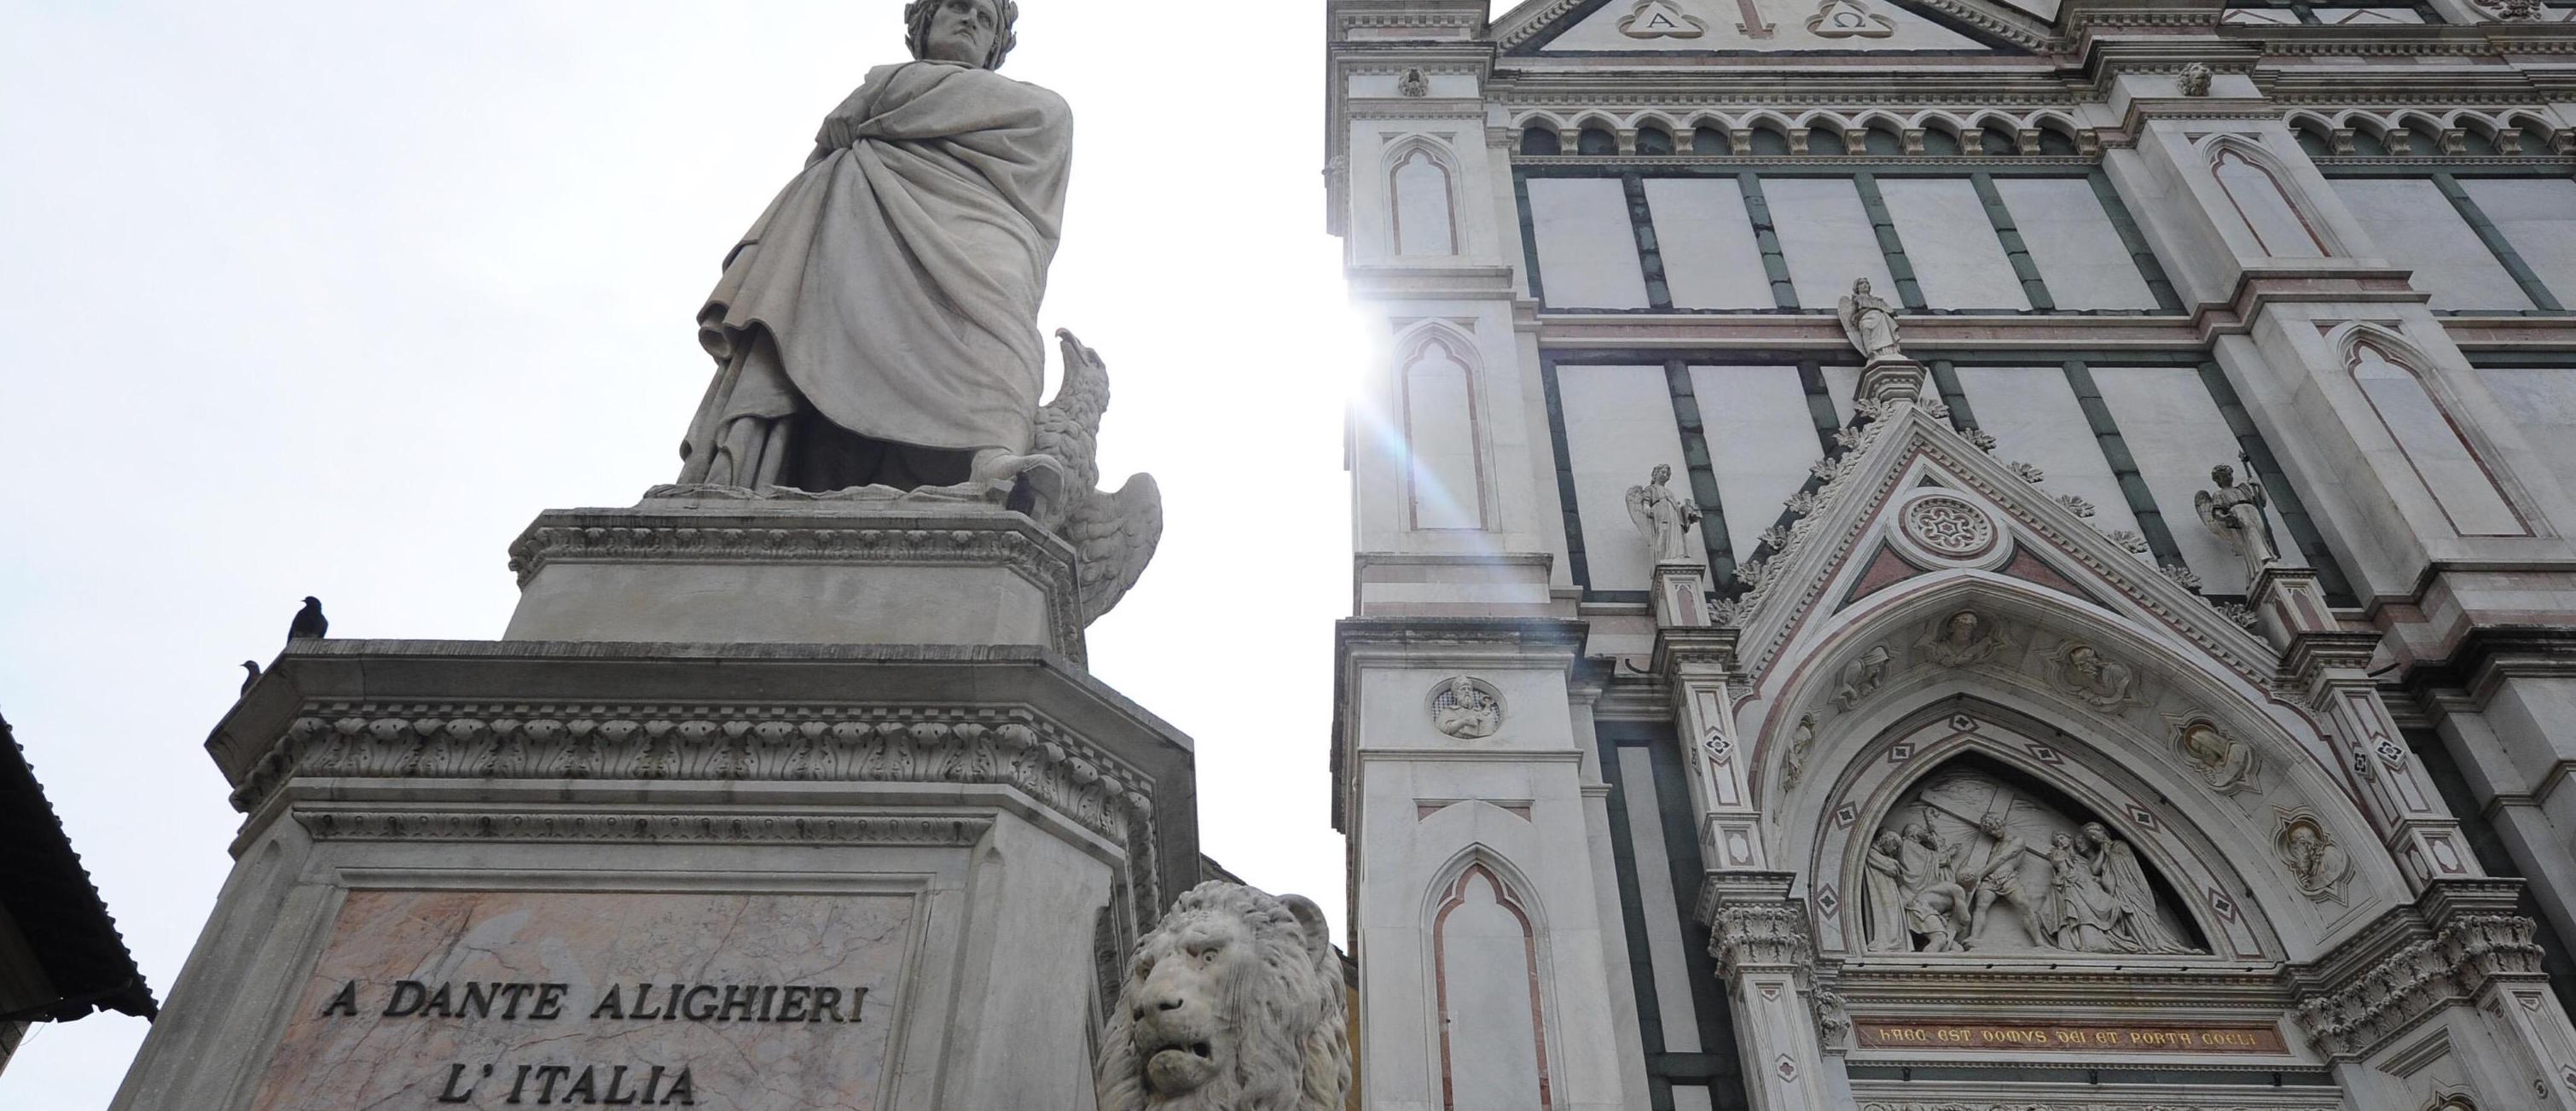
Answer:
[2434, 172, 2567, 313]
[1666, 362, 1737, 581]
[1852, 172, 1928, 311]
[1539, 358, 1592, 590]
[1798, 362, 1842, 455]
[1624, 174, 1674, 311]
[1973, 171, 2057, 311]
[1929, 359, 1980, 433]
[1736, 172, 1801, 309]
[2062, 360, 2187, 570]
[1512, 169, 1547, 305]
[2089, 170, 2186, 312]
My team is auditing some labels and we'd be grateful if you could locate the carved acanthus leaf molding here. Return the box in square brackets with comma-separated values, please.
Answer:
[1709, 903, 1816, 973]
[2292, 913, 2548, 1058]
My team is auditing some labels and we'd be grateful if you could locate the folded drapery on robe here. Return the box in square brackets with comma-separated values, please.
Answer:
[680, 60, 1072, 476]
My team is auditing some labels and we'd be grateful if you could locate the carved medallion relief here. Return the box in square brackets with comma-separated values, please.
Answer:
[1430, 677, 1503, 740]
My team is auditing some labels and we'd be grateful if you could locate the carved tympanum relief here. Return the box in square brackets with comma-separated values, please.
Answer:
[2044, 641, 2140, 709]
[1862, 764, 2205, 956]
[1430, 676, 1503, 739]
[2275, 807, 2353, 903]
[1915, 608, 2011, 668]
[2173, 716, 2262, 795]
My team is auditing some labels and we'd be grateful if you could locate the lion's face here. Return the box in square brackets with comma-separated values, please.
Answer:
[1125, 908, 1257, 1096]
[1098, 881, 1349, 1111]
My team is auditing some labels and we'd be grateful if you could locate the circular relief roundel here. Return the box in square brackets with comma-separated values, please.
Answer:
[1902, 495, 1999, 560]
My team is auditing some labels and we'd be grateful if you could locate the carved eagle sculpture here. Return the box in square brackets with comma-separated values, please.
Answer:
[1028, 329, 1163, 625]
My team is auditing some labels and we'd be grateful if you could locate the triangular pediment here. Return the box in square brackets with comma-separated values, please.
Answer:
[1714, 400, 2272, 686]
[1499, 0, 2050, 55]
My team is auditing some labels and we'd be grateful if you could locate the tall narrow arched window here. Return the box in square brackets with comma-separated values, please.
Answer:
[1391, 147, 1457, 256]
[2212, 146, 2326, 259]
[1433, 864, 1552, 1111]
[1635, 125, 1675, 156]
[1520, 126, 1561, 156]
[1577, 126, 1618, 155]
[1401, 334, 1486, 530]
[2347, 339, 2524, 535]
[1691, 125, 1730, 154]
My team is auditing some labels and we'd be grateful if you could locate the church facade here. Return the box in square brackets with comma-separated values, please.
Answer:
[1323, 1, 2576, 1108]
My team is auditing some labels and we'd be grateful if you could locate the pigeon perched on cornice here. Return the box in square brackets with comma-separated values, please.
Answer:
[1030, 329, 1163, 625]
[287, 596, 328, 641]
[239, 661, 261, 695]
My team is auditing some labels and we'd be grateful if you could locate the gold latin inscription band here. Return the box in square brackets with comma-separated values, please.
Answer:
[1855, 1019, 2289, 1055]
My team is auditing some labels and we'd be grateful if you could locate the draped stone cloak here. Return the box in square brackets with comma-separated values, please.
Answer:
[678, 61, 1072, 482]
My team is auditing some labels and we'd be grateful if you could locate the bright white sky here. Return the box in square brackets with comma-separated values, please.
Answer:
[0, 3, 1386, 1102]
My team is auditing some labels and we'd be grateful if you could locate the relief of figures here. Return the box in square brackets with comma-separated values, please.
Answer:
[1915, 609, 2011, 668]
[1860, 767, 2205, 956]
[2174, 718, 2261, 795]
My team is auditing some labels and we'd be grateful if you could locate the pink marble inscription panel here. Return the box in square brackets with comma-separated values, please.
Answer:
[250, 889, 913, 1109]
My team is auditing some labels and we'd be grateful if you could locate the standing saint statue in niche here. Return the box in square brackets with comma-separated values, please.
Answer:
[2195, 462, 2284, 585]
[676, 0, 1073, 493]
[1626, 463, 1703, 564]
[1836, 278, 1906, 364]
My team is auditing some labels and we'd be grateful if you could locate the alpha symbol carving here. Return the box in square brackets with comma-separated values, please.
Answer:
[1807, 0, 1897, 38]
[1620, 0, 1710, 38]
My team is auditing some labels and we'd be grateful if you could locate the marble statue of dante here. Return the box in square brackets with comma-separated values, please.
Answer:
[2193, 462, 2283, 585]
[677, 0, 1072, 492]
[1836, 278, 1905, 363]
[1626, 463, 1703, 563]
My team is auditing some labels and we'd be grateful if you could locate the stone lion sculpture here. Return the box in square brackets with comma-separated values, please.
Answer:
[1097, 881, 1351, 1111]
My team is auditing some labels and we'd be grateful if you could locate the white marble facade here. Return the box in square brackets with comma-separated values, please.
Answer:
[1331, 2, 2576, 1109]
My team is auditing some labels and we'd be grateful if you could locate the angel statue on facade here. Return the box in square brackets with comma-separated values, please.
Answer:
[1836, 278, 1906, 364]
[2194, 462, 2283, 585]
[1627, 463, 1702, 564]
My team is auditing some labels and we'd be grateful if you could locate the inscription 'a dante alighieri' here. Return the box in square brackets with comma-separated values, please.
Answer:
[251, 890, 913, 1111]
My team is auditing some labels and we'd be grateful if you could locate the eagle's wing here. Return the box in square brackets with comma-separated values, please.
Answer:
[1070, 474, 1163, 625]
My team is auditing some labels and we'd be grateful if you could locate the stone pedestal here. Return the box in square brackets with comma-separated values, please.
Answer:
[505, 498, 1084, 660]
[111, 503, 1197, 1111]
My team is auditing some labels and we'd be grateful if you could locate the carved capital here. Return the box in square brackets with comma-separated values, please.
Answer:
[2293, 913, 2547, 1058]
[1709, 902, 1816, 974]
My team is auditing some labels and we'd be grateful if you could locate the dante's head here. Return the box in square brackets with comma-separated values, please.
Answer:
[906, 0, 1019, 70]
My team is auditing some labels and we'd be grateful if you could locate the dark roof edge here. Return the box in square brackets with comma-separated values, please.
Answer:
[0, 713, 157, 1021]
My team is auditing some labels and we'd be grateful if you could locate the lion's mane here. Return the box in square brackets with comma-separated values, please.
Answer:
[1097, 881, 1350, 1111]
